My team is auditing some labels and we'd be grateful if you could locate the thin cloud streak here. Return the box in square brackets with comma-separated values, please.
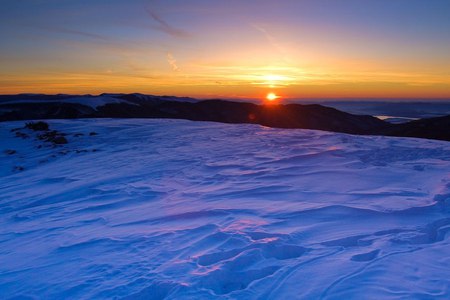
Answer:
[166, 52, 180, 71]
[33, 25, 109, 41]
[55, 28, 109, 41]
[251, 23, 287, 58]
[146, 8, 190, 38]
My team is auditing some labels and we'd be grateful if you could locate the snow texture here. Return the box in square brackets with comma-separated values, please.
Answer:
[1, 119, 449, 299]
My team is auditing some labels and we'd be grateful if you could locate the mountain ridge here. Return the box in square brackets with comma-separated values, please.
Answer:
[1, 93, 448, 141]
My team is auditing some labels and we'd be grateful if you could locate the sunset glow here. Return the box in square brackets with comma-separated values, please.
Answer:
[0, 1, 449, 99]
[266, 93, 279, 101]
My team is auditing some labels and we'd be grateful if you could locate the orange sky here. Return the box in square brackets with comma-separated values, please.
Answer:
[1, 0, 449, 99]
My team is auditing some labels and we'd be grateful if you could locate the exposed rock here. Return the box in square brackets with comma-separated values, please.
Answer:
[52, 136, 68, 145]
[15, 131, 29, 139]
[38, 130, 57, 141]
[37, 130, 68, 145]
[25, 121, 49, 131]
[75, 149, 89, 154]
[4, 149, 17, 155]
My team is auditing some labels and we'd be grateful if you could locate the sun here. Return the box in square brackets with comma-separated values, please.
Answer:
[266, 92, 278, 101]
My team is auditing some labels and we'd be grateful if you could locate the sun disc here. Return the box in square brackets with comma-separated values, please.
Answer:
[266, 93, 278, 101]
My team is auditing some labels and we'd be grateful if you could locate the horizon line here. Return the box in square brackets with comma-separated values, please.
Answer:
[1, 93, 450, 102]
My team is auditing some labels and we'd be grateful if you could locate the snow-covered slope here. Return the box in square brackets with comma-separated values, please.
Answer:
[0, 95, 136, 110]
[1, 119, 449, 299]
[63, 96, 137, 109]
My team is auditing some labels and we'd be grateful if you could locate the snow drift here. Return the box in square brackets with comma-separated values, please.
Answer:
[0, 119, 449, 299]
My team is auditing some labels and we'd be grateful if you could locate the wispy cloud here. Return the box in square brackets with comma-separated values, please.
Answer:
[166, 52, 180, 71]
[34, 25, 109, 41]
[146, 8, 190, 38]
[251, 23, 287, 58]
[56, 28, 109, 41]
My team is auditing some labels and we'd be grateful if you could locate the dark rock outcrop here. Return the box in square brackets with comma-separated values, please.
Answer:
[25, 121, 49, 131]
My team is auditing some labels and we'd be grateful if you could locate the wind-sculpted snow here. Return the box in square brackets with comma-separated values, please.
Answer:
[0, 119, 449, 299]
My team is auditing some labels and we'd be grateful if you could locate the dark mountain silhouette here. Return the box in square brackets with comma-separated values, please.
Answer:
[380, 115, 450, 141]
[0, 93, 448, 141]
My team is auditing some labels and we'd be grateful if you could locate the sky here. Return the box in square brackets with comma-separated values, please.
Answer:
[1, 0, 449, 99]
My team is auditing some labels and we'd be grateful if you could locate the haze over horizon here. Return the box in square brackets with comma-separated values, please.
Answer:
[1, 0, 449, 99]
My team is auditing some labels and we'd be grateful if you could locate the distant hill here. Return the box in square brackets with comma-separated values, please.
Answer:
[0, 93, 448, 141]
